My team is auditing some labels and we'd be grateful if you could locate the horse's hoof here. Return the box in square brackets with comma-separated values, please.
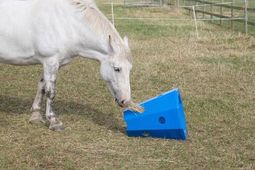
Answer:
[49, 119, 64, 131]
[29, 111, 45, 124]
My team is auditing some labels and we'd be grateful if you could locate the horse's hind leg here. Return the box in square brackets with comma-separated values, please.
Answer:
[29, 75, 46, 124]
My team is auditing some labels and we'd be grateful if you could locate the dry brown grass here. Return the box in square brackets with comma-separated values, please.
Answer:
[0, 1, 254, 169]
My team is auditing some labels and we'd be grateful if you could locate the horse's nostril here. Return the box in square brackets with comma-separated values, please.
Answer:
[115, 98, 126, 107]
[121, 100, 125, 104]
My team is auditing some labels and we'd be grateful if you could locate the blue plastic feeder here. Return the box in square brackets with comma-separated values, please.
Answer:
[123, 88, 188, 140]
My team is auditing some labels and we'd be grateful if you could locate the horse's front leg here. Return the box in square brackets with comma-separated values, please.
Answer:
[29, 75, 46, 124]
[43, 58, 64, 131]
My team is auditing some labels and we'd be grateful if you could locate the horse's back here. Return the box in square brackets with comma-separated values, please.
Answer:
[0, 0, 36, 64]
[0, 0, 106, 65]
[0, 0, 75, 65]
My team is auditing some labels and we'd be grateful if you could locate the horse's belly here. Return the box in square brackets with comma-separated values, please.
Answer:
[0, 1, 38, 65]
[0, 36, 38, 65]
[0, 54, 40, 65]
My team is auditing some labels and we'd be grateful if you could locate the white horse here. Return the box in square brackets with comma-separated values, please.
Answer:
[0, 0, 133, 131]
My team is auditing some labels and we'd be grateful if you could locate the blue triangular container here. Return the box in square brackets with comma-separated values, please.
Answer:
[123, 88, 188, 140]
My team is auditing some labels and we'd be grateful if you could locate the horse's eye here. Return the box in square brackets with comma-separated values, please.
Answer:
[114, 67, 121, 72]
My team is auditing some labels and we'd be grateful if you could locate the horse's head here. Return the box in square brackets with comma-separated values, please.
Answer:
[100, 36, 132, 108]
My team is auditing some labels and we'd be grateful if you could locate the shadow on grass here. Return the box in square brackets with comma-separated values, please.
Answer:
[0, 95, 125, 133]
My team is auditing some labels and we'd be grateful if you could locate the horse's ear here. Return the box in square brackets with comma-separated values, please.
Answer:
[123, 36, 129, 47]
[108, 35, 114, 55]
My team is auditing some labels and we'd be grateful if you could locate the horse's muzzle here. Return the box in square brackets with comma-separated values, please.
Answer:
[115, 98, 128, 108]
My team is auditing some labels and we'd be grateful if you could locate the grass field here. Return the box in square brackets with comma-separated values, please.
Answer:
[0, 1, 255, 169]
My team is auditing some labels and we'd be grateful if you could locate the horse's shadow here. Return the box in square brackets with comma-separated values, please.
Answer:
[0, 95, 125, 133]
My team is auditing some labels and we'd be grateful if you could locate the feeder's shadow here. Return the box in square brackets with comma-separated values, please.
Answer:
[0, 95, 125, 133]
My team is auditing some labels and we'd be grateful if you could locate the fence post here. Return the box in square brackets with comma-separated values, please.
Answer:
[202, 0, 205, 19]
[192, 5, 199, 39]
[111, 1, 115, 27]
[220, 0, 223, 25]
[210, 0, 213, 23]
[231, 0, 234, 29]
[244, 0, 248, 34]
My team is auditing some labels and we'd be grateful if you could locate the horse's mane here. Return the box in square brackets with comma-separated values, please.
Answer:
[71, 0, 128, 55]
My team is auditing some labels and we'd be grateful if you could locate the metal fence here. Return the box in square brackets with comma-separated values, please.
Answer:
[105, 0, 255, 36]
[169, 0, 255, 35]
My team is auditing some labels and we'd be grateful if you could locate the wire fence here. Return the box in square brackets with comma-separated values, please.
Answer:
[102, 0, 255, 37]
[168, 0, 255, 35]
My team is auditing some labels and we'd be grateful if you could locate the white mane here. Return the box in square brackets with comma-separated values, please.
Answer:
[71, 0, 131, 60]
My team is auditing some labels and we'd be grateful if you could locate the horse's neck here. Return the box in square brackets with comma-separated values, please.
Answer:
[71, 1, 125, 60]
[83, 5, 124, 51]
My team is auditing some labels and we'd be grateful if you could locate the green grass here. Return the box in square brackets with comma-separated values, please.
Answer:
[0, 1, 255, 169]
